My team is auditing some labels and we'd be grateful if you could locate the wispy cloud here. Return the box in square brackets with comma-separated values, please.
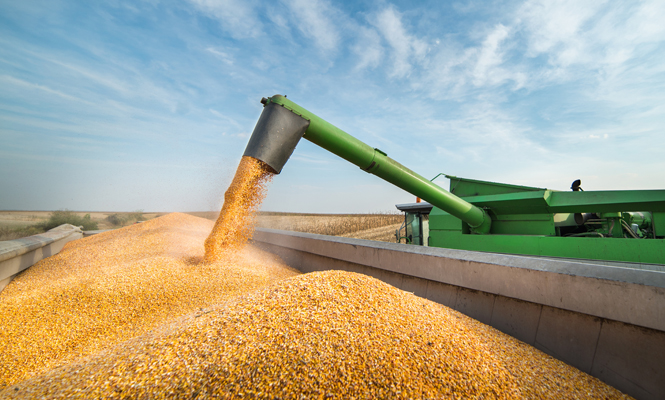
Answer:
[519, 0, 604, 66]
[471, 24, 525, 88]
[370, 6, 428, 78]
[0, 75, 91, 104]
[187, 0, 262, 39]
[280, 0, 341, 53]
[352, 27, 383, 70]
[374, 0, 659, 100]
[290, 153, 330, 165]
[205, 47, 234, 65]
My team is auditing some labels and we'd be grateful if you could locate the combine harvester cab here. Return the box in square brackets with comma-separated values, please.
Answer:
[395, 201, 432, 246]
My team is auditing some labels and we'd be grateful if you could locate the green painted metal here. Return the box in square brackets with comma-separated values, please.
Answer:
[265, 95, 492, 233]
[653, 212, 665, 237]
[428, 225, 665, 266]
[430, 209, 557, 236]
[446, 174, 545, 197]
[547, 191, 665, 213]
[450, 190, 665, 215]
[491, 214, 556, 236]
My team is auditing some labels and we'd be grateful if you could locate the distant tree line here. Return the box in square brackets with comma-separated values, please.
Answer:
[40, 210, 99, 231]
[105, 211, 144, 227]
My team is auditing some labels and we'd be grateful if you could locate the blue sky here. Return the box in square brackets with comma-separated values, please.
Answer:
[1, 0, 664, 213]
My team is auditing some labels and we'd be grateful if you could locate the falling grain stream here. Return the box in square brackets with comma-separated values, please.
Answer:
[0, 156, 632, 399]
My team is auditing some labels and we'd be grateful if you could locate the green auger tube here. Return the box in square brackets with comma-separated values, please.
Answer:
[243, 95, 491, 234]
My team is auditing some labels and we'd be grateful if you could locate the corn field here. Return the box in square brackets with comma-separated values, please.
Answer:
[256, 213, 403, 237]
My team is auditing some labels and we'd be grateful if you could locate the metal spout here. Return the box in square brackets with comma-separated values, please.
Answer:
[242, 98, 310, 174]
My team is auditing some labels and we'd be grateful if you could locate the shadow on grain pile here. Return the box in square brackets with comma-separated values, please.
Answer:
[0, 157, 632, 399]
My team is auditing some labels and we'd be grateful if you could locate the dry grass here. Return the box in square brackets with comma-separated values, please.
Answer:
[256, 213, 403, 240]
[0, 226, 45, 241]
[339, 222, 404, 242]
[0, 211, 165, 241]
[0, 212, 49, 240]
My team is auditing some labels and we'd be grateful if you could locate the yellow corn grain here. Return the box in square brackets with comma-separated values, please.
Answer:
[2, 271, 631, 399]
[204, 156, 274, 262]
[0, 213, 298, 390]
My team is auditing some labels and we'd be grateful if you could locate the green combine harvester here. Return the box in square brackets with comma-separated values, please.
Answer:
[244, 95, 665, 266]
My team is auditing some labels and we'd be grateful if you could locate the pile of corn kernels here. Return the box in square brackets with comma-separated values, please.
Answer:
[2, 270, 630, 399]
[0, 212, 298, 392]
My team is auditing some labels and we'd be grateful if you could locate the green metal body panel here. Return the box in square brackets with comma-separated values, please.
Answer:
[446, 175, 665, 213]
[429, 222, 665, 265]
[430, 209, 556, 236]
[654, 212, 665, 237]
[446, 190, 665, 216]
[490, 214, 556, 235]
[266, 95, 491, 233]
[547, 191, 665, 213]
[447, 174, 544, 197]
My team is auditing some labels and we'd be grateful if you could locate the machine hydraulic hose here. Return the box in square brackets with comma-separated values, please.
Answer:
[243, 95, 492, 234]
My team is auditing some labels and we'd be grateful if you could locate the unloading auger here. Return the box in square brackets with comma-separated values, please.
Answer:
[243, 95, 491, 235]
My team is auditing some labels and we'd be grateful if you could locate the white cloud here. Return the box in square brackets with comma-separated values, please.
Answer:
[472, 24, 512, 87]
[290, 153, 330, 165]
[416, 0, 665, 102]
[422, 102, 542, 153]
[352, 27, 383, 70]
[370, 6, 428, 78]
[420, 30, 525, 97]
[0, 75, 91, 104]
[267, 10, 290, 31]
[188, 0, 262, 39]
[519, 0, 603, 64]
[280, 0, 340, 52]
[518, 0, 665, 73]
[205, 47, 234, 65]
[0, 41, 191, 113]
[208, 108, 242, 130]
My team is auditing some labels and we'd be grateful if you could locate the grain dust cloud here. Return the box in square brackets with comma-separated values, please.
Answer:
[0, 155, 633, 399]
